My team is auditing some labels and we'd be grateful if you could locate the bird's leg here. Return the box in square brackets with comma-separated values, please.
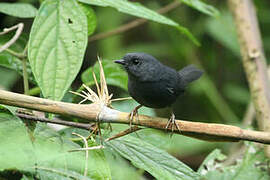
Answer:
[165, 111, 181, 132]
[128, 104, 143, 128]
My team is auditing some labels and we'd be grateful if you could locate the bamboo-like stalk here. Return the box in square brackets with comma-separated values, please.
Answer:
[228, 0, 270, 155]
[1, 89, 270, 144]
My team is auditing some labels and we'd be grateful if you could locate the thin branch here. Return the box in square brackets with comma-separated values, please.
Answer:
[105, 126, 142, 142]
[88, 1, 181, 42]
[1, 89, 270, 144]
[68, 145, 104, 152]
[71, 133, 89, 177]
[16, 113, 92, 130]
[5, 48, 25, 59]
[228, 0, 270, 156]
[0, 23, 24, 53]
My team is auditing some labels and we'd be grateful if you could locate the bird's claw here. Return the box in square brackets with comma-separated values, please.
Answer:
[128, 105, 142, 129]
[165, 112, 181, 133]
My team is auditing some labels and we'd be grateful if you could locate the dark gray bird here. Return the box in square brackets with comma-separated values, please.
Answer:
[114, 52, 203, 131]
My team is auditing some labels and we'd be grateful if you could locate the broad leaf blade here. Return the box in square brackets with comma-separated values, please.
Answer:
[28, 0, 88, 100]
[179, 0, 219, 17]
[0, 110, 111, 179]
[0, 2, 37, 18]
[106, 136, 200, 180]
[78, 0, 199, 45]
[36, 167, 93, 180]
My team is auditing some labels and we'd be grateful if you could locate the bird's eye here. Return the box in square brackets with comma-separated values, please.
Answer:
[132, 59, 139, 65]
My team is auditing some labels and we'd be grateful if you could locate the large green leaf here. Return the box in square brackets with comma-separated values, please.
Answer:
[28, 0, 88, 100]
[34, 168, 93, 180]
[0, 2, 37, 18]
[81, 59, 128, 91]
[0, 110, 111, 179]
[78, 0, 199, 45]
[106, 135, 200, 180]
[179, 0, 219, 17]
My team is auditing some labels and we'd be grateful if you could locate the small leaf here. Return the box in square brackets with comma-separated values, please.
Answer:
[28, 0, 88, 100]
[0, 53, 35, 83]
[0, 34, 35, 83]
[106, 135, 200, 180]
[202, 145, 270, 180]
[0, 3, 37, 18]
[198, 149, 226, 174]
[81, 59, 128, 91]
[179, 0, 219, 17]
[79, 3, 97, 36]
[78, 0, 199, 45]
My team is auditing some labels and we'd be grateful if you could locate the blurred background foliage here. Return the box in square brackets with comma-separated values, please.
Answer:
[0, 0, 270, 179]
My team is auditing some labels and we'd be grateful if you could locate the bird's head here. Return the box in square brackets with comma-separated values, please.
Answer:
[114, 52, 161, 81]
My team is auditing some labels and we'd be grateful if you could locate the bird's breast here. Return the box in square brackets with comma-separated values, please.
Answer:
[128, 79, 179, 108]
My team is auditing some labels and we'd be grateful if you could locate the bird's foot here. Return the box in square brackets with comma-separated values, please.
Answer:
[128, 104, 143, 129]
[165, 112, 181, 133]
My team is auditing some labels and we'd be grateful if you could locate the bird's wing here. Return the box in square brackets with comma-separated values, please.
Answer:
[166, 87, 175, 95]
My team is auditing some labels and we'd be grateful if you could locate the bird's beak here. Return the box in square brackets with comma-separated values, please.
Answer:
[114, 59, 126, 65]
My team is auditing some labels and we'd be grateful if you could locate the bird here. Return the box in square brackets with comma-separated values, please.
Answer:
[114, 52, 203, 131]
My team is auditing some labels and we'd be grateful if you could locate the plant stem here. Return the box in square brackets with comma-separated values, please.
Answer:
[228, 0, 270, 156]
[22, 58, 29, 95]
[5, 48, 26, 59]
[1, 89, 270, 144]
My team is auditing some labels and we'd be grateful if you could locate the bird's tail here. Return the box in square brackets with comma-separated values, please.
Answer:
[179, 65, 203, 86]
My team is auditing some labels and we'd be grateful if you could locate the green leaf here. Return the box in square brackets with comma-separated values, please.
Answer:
[106, 135, 200, 180]
[0, 3, 37, 18]
[28, 0, 88, 100]
[202, 145, 270, 180]
[179, 0, 219, 17]
[0, 33, 35, 83]
[0, 112, 111, 179]
[79, 3, 97, 36]
[81, 59, 128, 91]
[198, 149, 226, 174]
[78, 0, 199, 45]
[105, 150, 143, 180]
[34, 168, 93, 180]
[206, 11, 240, 56]
[0, 53, 35, 83]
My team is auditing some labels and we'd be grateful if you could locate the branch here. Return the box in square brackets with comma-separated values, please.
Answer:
[88, 1, 181, 42]
[1, 89, 270, 144]
[0, 23, 24, 53]
[16, 113, 93, 130]
[228, 0, 270, 155]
